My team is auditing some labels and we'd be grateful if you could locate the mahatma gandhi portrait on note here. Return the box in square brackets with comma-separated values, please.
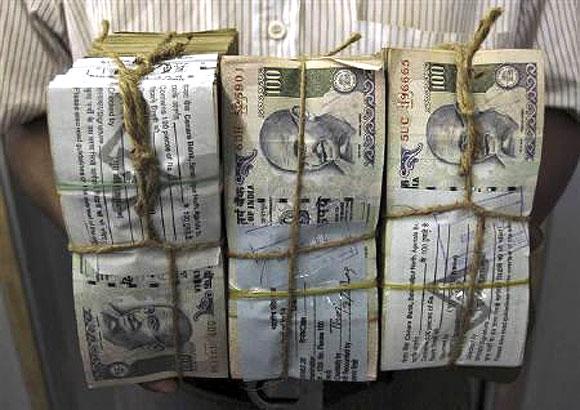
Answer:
[101, 304, 192, 352]
[259, 106, 355, 173]
[426, 103, 518, 166]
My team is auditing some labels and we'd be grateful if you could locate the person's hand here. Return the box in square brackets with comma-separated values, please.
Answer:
[530, 108, 580, 224]
[4, 117, 64, 226]
[141, 379, 178, 393]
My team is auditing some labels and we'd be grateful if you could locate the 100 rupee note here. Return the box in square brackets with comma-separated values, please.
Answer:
[385, 48, 544, 214]
[381, 48, 544, 370]
[74, 248, 227, 386]
[221, 56, 385, 380]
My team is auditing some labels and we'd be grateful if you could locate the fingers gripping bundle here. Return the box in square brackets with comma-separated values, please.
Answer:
[47, 26, 237, 387]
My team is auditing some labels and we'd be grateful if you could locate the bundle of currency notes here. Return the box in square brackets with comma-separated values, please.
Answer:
[381, 48, 544, 370]
[221, 56, 385, 381]
[86, 28, 238, 57]
[47, 22, 545, 384]
[47, 30, 237, 387]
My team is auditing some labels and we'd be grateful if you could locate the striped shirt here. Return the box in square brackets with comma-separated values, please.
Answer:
[1, 0, 578, 134]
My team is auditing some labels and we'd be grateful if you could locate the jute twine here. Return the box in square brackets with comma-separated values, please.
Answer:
[71, 7, 528, 383]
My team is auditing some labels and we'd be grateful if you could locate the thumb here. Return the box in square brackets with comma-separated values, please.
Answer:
[141, 378, 178, 393]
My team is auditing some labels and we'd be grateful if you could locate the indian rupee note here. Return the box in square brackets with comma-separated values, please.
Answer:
[73, 247, 227, 387]
[47, 55, 229, 386]
[48, 57, 221, 245]
[221, 56, 385, 381]
[381, 48, 544, 370]
[385, 48, 544, 214]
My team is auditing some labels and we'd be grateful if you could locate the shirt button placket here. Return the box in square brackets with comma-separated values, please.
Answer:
[268, 20, 287, 40]
[262, 0, 300, 57]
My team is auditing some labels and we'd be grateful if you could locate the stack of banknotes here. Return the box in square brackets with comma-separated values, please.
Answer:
[47, 30, 237, 387]
[47, 28, 544, 386]
[86, 28, 239, 57]
[221, 56, 385, 381]
[381, 48, 543, 370]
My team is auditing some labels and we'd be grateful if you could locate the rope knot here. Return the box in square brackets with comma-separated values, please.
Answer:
[440, 6, 510, 365]
[459, 107, 475, 117]
[131, 148, 156, 164]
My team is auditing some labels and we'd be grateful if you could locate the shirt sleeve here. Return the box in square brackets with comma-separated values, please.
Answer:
[0, 0, 71, 134]
[516, 0, 580, 120]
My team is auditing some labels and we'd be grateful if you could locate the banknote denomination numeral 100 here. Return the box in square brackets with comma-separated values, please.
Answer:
[264, 69, 282, 96]
[429, 64, 446, 91]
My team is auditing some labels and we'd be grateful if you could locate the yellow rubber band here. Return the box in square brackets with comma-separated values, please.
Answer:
[383, 278, 529, 292]
[229, 279, 377, 300]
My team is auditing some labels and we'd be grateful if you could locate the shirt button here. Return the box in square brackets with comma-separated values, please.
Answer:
[268, 20, 287, 40]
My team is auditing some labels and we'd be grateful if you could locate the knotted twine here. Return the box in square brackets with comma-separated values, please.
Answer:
[69, 21, 221, 385]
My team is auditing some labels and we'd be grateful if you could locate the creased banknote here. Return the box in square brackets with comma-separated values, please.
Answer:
[381, 48, 544, 370]
[47, 55, 228, 386]
[221, 56, 385, 381]
[385, 48, 544, 214]
[49, 55, 221, 246]
[74, 247, 227, 386]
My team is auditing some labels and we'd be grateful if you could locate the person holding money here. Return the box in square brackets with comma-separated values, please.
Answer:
[1, 0, 579, 400]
